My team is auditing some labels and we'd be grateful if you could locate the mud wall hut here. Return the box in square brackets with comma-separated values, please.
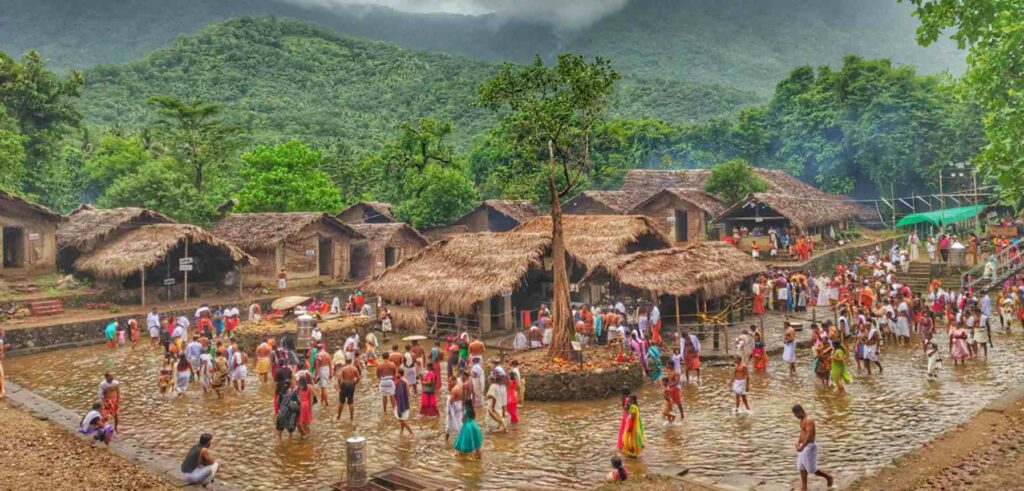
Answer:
[713, 192, 860, 244]
[349, 223, 429, 280]
[337, 201, 394, 224]
[0, 190, 64, 279]
[56, 205, 175, 271]
[73, 223, 254, 303]
[630, 188, 725, 244]
[209, 212, 363, 287]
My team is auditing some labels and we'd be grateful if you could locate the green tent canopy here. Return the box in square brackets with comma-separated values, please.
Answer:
[895, 204, 987, 228]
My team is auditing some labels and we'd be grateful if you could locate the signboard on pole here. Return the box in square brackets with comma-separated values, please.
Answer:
[179, 264, 193, 272]
[163, 278, 176, 286]
[179, 257, 194, 266]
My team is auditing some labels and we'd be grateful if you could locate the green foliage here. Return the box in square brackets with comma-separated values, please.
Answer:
[83, 134, 152, 198]
[703, 158, 770, 204]
[0, 50, 83, 208]
[235, 141, 343, 213]
[0, 107, 26, 193]
[146, 95, 240, 193]
[477, 54, 620, 203]
[905, 0, 1024, 204]
[393, 164, 478, 228]
[97, 155, 227, 225]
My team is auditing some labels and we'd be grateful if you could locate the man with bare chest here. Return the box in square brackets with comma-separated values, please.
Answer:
[793, 404, 834, 491]
[336, 358, 360, 421]
[376, 353, 397, 412]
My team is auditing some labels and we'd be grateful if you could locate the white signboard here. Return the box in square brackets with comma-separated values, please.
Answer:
[179, 264, 193, 272]
[163, 278, 176, 286]
[179, 257, 194, 266]
[305, 249, 316, 257]
[570, 341, 582, 351]
[28, 233, 40, 241]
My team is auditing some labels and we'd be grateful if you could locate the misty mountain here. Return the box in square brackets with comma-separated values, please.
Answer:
[0, 0, 963, 93]
[77, 17, 756, 147]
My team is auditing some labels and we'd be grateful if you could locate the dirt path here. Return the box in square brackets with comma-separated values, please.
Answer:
[0, 401, 172, 490]
[848, 385, 1024, 490]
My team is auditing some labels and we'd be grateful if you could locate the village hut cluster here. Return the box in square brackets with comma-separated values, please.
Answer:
[1, 166, 870, 333]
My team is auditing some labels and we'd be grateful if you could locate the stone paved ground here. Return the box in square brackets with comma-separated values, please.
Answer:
[0, 399, 173, 490]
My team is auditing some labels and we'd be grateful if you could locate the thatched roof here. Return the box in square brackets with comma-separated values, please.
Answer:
[474, 200, 540, 224]
[0, 189, 64, 222]
[363, 232, 558, 314]
[511, 215, 672, 268]
[209, 212, 363, 250]
[622, 168, 857, 206]
[631, 188, 726, 216]
[351, 223, 428, 247]
[715, 192, 860, 230]
[58, 205, 175, 253]
[564, 190, 635, 214]
[582, 241, 766, 299]
[74, 224, 256, 279]
[338, 201, 394, 223]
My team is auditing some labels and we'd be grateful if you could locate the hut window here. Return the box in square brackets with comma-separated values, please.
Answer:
[2, 226, 25, 268]
[384, 246, 397, 267]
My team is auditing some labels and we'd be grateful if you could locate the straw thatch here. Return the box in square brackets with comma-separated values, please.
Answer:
[337, 201, 395, 223]
[363, 233, 556, 314]
[582, 241, 766, 299]
[563, 190, 635, 214]
[74, 224, 256, 279]
[511, 215, 672, 268]
[209, 212, 362, 250]
[630, 188, 726, 216]
[57, 205, 175, 253]
[477, 200, 540, 224]
[0, 189, 64, 221]
[715, 192, 860, 231]
[350, 223, 428, 247]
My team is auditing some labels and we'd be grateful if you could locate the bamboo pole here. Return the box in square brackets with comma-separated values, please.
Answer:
[140, 267, 146, 307]
[675, 295, 681, 343]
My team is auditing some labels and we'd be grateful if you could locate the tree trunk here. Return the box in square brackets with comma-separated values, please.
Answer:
[547, 160, 574, 360]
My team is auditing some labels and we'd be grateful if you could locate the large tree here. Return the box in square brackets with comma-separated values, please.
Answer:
[146, 95, 240, 193]
[478, 54, 619, 358]
[235, 141, 343, 213]
[904, 0, 1023, 203]
[704, 158, 770, 204]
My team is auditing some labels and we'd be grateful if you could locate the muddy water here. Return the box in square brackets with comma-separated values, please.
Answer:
[8, 334, 1024, 490]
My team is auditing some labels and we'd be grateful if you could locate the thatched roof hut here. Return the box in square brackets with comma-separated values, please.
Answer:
[511, 215, 672, 268]
[582, 241, 765, 299]
[350, 223, 430, 279]
[363, 232, 558, 314]
[210, 212, 361, 251]
[563, 190, 634, 215]
[714, 192, 860, 232]
[210, 212, 364, 284]
[57, 205, 175, 269]
[1, 190, 64, 221]
[628, 188, 725, 245]
[631, 188, 726, 216]
[337, 201, 394, 224]
[74, 224, 255, 279]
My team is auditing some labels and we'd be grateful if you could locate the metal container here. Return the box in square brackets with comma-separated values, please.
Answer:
[296, 313, 313, 351]
[346, 436, 367, 487]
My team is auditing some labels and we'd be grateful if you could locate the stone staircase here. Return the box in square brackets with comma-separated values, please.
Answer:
[27, 298, 65, 317]
[902, 262, 962, 294]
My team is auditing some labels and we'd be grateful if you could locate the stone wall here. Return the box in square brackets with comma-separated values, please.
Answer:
[523, 363, 644, 401]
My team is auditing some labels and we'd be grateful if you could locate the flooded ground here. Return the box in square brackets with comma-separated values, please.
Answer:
[8, 333, 1024, 490]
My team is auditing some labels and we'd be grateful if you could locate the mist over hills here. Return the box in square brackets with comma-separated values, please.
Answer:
[0, 0, 963, 93]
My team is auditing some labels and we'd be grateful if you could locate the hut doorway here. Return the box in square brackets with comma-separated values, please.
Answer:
[2, 226, 25, 268]
[674, 210, 688, 242]
[318, 237, 333, 276]
[384, 246, 397, 268]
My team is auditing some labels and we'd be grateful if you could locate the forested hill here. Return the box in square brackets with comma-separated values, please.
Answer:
[77, 17, 758, 146]
[0, 0, 963, 93]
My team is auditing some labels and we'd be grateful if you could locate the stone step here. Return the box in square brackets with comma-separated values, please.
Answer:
[28, 298, 65, 316]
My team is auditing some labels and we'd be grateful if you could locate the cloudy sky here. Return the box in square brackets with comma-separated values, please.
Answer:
[284, 0, 631, 28]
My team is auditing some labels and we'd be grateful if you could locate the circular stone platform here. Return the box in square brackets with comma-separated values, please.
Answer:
[515, 347, 645, 401]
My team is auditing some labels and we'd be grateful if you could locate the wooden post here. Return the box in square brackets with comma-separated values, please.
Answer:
[183, 238, 189, 304]
[140, 267, 146, 307]
[674, 295, 681, 343]
[238, 267, 243, 298]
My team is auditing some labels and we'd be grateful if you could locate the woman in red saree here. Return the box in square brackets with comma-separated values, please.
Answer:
[752, 277, 765, 315]
[420, 369, 439, 417]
